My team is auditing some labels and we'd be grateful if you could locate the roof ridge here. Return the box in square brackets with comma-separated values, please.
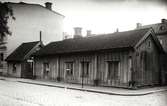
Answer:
[50, 28, 151, 43]
[22, 41, 40, 44]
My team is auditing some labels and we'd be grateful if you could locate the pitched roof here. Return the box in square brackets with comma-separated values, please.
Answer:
[35, 28, 152, 56]
[6, 41, 40, 62]
[140, 23, 167, 35]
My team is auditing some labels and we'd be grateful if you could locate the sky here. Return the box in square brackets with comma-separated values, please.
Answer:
[1, 0, 167, 36]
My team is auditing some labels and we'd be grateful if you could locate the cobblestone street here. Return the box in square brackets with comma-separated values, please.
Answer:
[0, 79, 167, 106]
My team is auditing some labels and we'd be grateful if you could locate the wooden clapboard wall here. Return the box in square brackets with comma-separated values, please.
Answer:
[132, 35, 160, 87]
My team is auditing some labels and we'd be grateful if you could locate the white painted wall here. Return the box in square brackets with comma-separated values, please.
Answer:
[6, 3, 64, 56]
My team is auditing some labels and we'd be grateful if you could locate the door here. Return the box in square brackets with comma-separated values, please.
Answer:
[43, 63, 49, 79]
[81, 62, 90, 85]
[65, 62, 74, 82]
[107, 61, 119, 86]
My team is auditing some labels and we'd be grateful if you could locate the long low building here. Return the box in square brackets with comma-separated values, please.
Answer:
[33, 28, 164, 89]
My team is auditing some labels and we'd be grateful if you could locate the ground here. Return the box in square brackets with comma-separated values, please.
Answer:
[0, 79, 167, 106]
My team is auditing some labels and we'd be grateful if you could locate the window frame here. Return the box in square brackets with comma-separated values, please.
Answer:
[107, 61, 119, 80]
[148, 40, 151, 49]
[65, 62, 74, 76]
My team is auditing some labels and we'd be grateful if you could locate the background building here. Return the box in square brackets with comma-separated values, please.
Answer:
[0, 2, 64, 75]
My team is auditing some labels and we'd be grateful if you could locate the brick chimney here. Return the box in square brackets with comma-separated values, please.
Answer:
[161, 19, 167, 23]
[136, 23, 142, 29]
[74, 27, 82, 38]
[45, 2, 52, 10]
[86, 30, 92, 37]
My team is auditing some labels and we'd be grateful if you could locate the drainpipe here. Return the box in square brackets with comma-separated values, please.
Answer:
[81, 64, 84, 88]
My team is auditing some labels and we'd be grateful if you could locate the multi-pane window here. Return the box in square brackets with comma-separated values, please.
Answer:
[108, 61, 119, 79]
[66, 62, 73, 76]
[81, 62, 89, 77]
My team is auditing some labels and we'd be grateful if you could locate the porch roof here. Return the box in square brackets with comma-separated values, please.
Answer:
[6, 41, 40, 62]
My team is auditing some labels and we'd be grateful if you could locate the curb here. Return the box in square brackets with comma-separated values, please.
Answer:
[1, 78, 167, 96]
[17, 81, 159, 96]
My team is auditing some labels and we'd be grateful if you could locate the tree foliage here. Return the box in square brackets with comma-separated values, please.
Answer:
[0, 2, 15, 37]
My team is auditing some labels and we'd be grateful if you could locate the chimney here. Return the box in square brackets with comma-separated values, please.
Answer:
[45, 2, 52, 10]
[86, 30, 92, 37]
[161, 19, 167, 23]
[40, 31, 42, 42]
[136, 23, 142, 29]
[116, 28, 119, 32]
[74, 27, 82, 38]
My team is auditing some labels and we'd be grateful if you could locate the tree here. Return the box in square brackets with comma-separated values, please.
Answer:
[0, 2, 15, 37]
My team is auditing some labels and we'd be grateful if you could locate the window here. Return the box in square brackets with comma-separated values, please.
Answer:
[13, 63, 16, 73]
[81, 62, 89, 77]
[148, 40, 151, 48]
[108, 61, 119, 79]
[65, 62, 73, 76]
[0, 53, 3, 61]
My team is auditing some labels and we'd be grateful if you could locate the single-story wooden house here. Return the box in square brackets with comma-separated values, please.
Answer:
[6, 41, 43, 78]
[33, 28, 164, 88]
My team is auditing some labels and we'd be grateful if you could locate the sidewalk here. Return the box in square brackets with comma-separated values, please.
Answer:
[0, 76, 167, 96]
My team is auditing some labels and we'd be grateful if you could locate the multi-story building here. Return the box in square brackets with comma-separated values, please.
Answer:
[0, 2, 64, 75]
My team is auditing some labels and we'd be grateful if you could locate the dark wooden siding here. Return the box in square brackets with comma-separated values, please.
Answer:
[133, 35, 160, 87]
[34, 50, 132, 88]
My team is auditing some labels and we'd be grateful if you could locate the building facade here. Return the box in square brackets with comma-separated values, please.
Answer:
[0, 2, 64, 75]
[33, 28, 163, 88]
[137, 19, 167, 85]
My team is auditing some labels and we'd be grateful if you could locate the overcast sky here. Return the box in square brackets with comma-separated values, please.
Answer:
[1, 0, 167, 35]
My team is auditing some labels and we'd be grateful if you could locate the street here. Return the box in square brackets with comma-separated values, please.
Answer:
[0, 79, 166, 106]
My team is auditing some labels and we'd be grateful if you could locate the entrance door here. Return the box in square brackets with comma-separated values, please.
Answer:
[43, 63, 49, 79]
[81, 62, 90, 85]
[107, 61, 119, 86]
[65, 62, 74, 82]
